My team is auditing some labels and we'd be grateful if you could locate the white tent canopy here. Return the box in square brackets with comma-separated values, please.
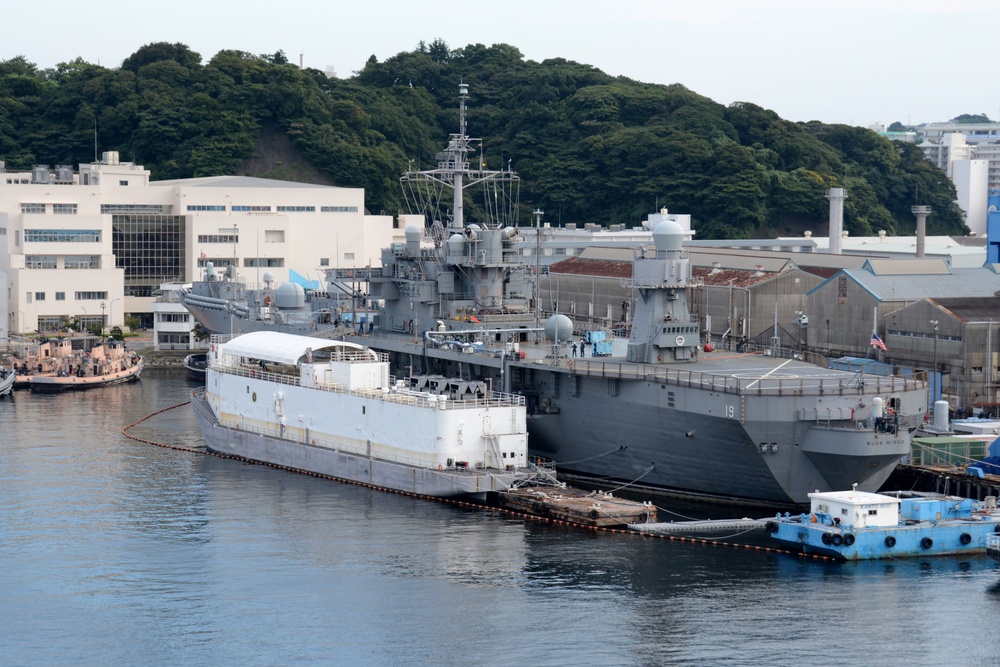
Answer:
[219, 331, 371, 366]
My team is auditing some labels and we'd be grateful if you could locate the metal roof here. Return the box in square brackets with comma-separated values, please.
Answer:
[863, 258, 953, 275]
[693, 267, 785, 288]
[929, 296, 1000, 323]
[688, 251, 791, 273]
[835, 267, 1000, 301]
[220, 331, 372, 365]
[549, 255, 632, 278]
[152, 175, 339, 189]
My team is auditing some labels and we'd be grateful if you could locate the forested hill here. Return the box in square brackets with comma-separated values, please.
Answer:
[0, 41, 966, 239]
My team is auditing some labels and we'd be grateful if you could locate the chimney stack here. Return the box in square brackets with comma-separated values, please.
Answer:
[826, 188, 848, 254]
[912, 206, 931, 258]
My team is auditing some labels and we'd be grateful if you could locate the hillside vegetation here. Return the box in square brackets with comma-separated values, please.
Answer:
[0, 41, 966, 239]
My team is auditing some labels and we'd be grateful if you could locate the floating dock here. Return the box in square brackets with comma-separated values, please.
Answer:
[500, 486, 656, 527]
[630, 519, 766, 534]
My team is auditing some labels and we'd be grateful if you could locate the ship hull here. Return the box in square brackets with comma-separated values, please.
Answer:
[367, 344, 922, 507]
[28, 361, 143, 392]
[191, 390, 529, 500]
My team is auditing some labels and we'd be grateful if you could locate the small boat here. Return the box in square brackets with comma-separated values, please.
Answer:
[183, 352, 208, 380]
[192, 331, 556, 499]
[767, 487, 1000, 560]
[0, 367, 14, 397]
[28, 340, 143, 392]
[499, 485, 656, 527]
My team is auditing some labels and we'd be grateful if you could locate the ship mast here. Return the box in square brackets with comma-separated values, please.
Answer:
[400, 83, 519, 232]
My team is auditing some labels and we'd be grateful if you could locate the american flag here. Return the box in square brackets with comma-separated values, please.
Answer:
[870, 332, 887, 351]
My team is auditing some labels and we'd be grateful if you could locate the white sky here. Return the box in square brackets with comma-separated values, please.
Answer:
[4, 0, 998, 127]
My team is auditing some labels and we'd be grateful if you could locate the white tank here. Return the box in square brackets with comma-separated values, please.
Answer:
[871, 396, 884, 420]
[934, 400, 950, 431]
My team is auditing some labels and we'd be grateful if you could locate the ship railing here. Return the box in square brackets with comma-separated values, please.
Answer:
[566, 359, 928, 396]
[213, 363, 525, 408]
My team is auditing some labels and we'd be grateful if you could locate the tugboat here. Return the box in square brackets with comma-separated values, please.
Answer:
[767, 486, 1000, 560]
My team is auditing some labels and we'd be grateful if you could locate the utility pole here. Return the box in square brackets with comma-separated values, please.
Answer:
[533, 208, 543, 329]
[931, 319, 939, 402]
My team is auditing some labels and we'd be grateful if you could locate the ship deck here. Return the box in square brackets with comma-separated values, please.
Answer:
[350, 330, 925, 398]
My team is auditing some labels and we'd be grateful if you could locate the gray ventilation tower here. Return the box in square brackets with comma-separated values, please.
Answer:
[826, 188, 847, 254]
[911, 205, 931, 258]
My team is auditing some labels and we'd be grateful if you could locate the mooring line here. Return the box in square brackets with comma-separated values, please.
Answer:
[122, 402, 833, 561]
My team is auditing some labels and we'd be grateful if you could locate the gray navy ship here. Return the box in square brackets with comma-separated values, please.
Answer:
[181, 85, 929, 506]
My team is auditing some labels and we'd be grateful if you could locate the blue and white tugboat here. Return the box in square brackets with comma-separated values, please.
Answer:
[767, 486, 1000, 560]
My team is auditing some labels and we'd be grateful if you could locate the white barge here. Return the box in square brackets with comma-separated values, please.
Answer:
[192, 331, 553, 499]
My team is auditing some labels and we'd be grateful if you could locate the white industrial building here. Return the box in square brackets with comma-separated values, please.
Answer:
[0, 152, 398, 341]
[917, 124, 1000, 235]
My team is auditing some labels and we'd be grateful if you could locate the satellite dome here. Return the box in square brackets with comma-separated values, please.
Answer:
[544, 314, 574, 342]
[262, 271, 275, 285]
[447, 233, 465, 254]
[275, 282, 306, 309]
[405, 225, 422, 243]
[652, 220, 684, 252]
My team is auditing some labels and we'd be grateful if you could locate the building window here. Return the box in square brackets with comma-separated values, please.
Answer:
[64, 255, 100, 269]
[34, 292, 45, 301]
[25, 256, 57, 269]
[21, 203, 45, 214]
[343, 252, 355, 261]
[186, 205, 226, 212]
[197, 258, 235, 268]
[320, 206, 358, 213]
[157, 313, 190, 323]
[112, 213, 186, 298]
[102, 204, 167, 214]
[37, 316, 62, 333]
[197, 235, 239, 243]
[244, 258, 284, 268]
[276, 206, 315, 212]
[264, 230, 284, 243]
[56, 292, 65, 301]
[25, 229, 101, 242]
[231, 205, 272, 212]
[75, 291, 109, 300]
[53, 203, 78, 215]
[320, 258, 330, 266]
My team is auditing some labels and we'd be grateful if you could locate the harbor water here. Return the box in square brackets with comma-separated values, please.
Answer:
[3, 371, 1000, 666]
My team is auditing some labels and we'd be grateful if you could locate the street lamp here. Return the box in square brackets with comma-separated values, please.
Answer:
[931, 319, 939, 401]
[100, 301, 106, 335]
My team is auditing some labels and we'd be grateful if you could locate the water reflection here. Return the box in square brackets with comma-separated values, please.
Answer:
[4, 372, 1000, 666]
